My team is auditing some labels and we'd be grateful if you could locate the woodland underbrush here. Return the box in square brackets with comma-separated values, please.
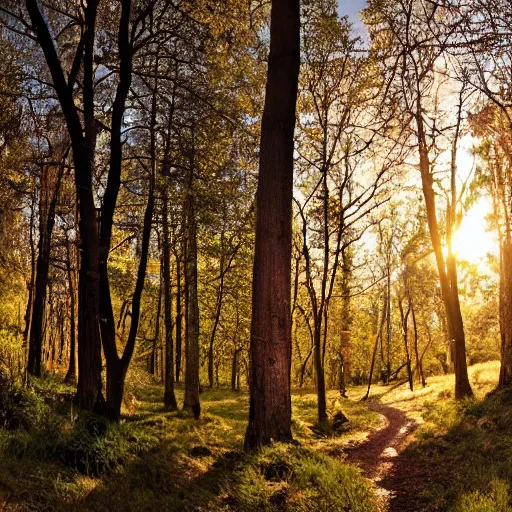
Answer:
[0, 368, 379, 511]
[375, 361, 512, 512]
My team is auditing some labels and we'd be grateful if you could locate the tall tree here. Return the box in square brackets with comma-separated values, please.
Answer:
[244, 0, 300, 451]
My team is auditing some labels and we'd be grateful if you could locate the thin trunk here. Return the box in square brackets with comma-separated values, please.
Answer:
[398, 296, 413, 392]
[411, 301, 425, 387]
[208, 232, 225, 388]
[28, 161, 65, 377]
[364, 294, 388, 400]
[150, 268, 163, 376]
[64, 232, 76, 384]
[416, 108, 472, 399]
[231, 348, 242, 391]
[175, 256, 183, 383]
[163, 189, 177, 409]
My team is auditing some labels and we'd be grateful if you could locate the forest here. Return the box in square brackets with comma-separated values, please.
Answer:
[0, 0, 510, 510]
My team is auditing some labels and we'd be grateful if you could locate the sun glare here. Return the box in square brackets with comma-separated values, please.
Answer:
[451, 198, 498, 270]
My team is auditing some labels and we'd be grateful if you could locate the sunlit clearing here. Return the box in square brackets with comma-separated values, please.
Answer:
[451, 198, 498, 270]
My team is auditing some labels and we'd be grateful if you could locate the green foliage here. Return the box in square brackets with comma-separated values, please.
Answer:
[453, 480, 512, 512]
[0, 372, 47, 430]
[405, 385, 512, 511]
[225, 444, 375, 512]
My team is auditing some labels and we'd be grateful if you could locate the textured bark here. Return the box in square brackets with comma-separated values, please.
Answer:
[26, 0, 105, 412]
[183, 192, 201, 418]
[244, 0, 300, 451]
[499, 240, 512, 388]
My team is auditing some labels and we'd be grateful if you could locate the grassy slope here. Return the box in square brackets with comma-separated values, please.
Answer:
[365, 361, 512, 512]
[0, 373, 380, 512]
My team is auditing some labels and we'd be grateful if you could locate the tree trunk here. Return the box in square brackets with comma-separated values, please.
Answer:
[162, 189, 177, 409]
[364, 294, 388, 400]
[183, 190, 201, 418]
[26, 0, 106, 412]
[244, 0, 300, 451]
[28, 161, 64, 377]
[398, 297, 413, 392]
[208, 236, 226, 388]
[231, 348, 242, 391]
[64, 232, 77, 384]
[314, 325, 328, 425]
[411, 302, 426, 387]
[416, 111, 472, 399]
[175, 255, 183, 383]
[149, 269, 162, 376]
[498, 239, 512, 388]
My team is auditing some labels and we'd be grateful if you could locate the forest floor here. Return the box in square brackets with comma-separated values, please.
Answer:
[1, 361, 511, 512]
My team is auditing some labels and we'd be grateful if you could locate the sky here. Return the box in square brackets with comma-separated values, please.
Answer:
[337, 0, 369, 37]
[337, 0, 368, 21]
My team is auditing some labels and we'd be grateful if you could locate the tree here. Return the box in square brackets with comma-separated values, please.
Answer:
[364, 0, 473, 398]
[244, 0, 300, 451]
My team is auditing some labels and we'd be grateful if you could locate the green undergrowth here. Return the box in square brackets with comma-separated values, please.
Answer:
[392, 362, 512, 512]
[0, 371, 379, 511]
[223, 444, 375, 511]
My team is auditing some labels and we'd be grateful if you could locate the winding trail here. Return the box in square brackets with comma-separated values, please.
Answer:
[344, 401, 417, 511]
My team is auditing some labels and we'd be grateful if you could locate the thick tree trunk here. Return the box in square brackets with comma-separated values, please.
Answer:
[26, 0, 105, 412]
[183, 194, 201, 418]
[498, 239, 512, 388]
[244, 0, 300, 451]
[162, 189, 177, 409]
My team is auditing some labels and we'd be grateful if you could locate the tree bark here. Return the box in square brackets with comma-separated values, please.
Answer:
[498, 239, 512, 388]
[175, 255, 183, 383]
[183, 187, 201, 418]
[26, 0, 105, 412]
[162, 189, 177, 409]
[244, 0, 300, 451]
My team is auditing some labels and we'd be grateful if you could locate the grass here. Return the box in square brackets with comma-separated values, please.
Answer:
[2, 361, 511, 511]
[358, 361, 512, 512]
[0, 369, 379, 511]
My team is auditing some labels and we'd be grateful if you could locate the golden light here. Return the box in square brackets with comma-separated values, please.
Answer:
[451, 198, 498, 270]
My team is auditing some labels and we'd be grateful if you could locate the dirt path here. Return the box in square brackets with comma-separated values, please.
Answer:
[344, 401, 417, 510]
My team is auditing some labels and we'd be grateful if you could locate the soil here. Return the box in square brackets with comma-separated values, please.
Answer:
[344, 400, 422, 511]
